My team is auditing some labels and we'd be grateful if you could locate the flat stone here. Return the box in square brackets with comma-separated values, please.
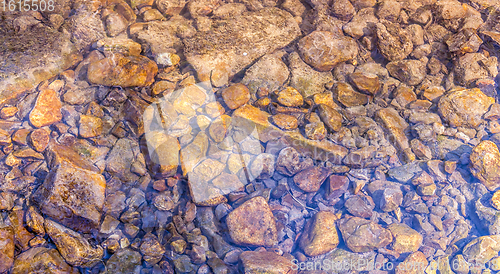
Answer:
[294, 166, 332, 192]
[335, 82, 369, 107]
[376, 107, 410, 153]
[386, 60, 426, 86]
[12, 247, 78, 274]
[29, 128, 49, 152]
[318, 104, 342, 132]
[438, 88, 494, 128]
[183, 8, 300, 82]
[226, 196, 277, 247]
[298, 31, 358, 72]
[0, 24, 81, 109]
[241, 54, 290, 99]
[345, 194, 375, 218]
[462, 235, 500, 265]
[33, 148, 106, 233]
[44, 219, 103, 267]
[271, 114, 298, 130]
[396, 251, 428, 274]
[376, 20, 413, 61]
[454, 53, 498, 86]
[387, 223, 423, 254]
[87, 53, 158, 87]
[470, 141, 500, 191]
[338, 216, 393, 253]
[0, 128, 12, 146]
[349, 71, 380, 94]
[29, 89, 62, 128]
[299, 211, 339, 256]
[277, 87, 303, 107]
[239, 251, 298, 274]
[106, 138, 142, 182]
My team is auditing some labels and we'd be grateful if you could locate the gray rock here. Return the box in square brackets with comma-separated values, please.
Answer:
[241, 54, 289, 100]
[386, 60, 426, 86]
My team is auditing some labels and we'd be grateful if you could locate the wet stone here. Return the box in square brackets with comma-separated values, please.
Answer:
[349, 71, 381, 95]
[239, 251, 298, 274]
[387, 223, 423, 254]
[241, 54, 289, 98]
[277, 87, 303, 107]
[345, 194, 375, 218]
[470, 141, 500, 191]
[438, 88, 494, 128]
[338, 216, 393, 253]
[294, 166, 332, 193]
[299, 211, 339, 256]
[226, 196, 277, 247]
[104, 248, 142, 274]
[29, 128, 49, 152]
[386, 60, 426, 86]
[140, 233, 165, 266]
[79, 115, 103, 138]
[0, 128, 12, 146]
[250, 153, 276, 180]
[288, 51, 334, 98]
[12, 247, 78, 274]
[0, 226, 14, 273]
[271, 114, 298, 130]
[221, 83, 250, 110]
[335, 82, 370, 108]
[276, 147, 303, 177]
[376, 20, 413, 61]
[318, 104, 342, 132]
[396, 251, 428, 274]
[462, 235, 500, 265]
[44, 219, 104, 267]
[29, 89, 62, 128]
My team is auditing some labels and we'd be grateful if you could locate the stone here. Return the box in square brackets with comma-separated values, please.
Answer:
[343, 8, 379, 39]
[345, 194, 375, 218]
[87, 53, 158, 87]
[105, 12, 128, 37]
[276, 147, 302, 176]
[0, 226, 14, 273]
[462, 236, 500, 265]
[338, 216, 393, 253]
[105, 248, 142, 274]
[29, 89, 62, 128]
[184, 8, 300, 82]
[454, 53, 498, 86]
[438, 88, 494, 128]
[380, 188, 403, 212]
[298, 31, 358, 71]
[410, 139, 432, 160]
[29, 128, 49, 152]
[386, 60, 427, 86]
[226, 196, 277, 247]
[241, 54, 290, 99]
[299, 211, 339, 256]
[277, 87, 303, 107]
[0, 24, 81, 110]
[492, 191, 500, 210]
[0, 128, 12, 146]
[239, 251, 298, 274]
[305, 122, 326, 140]
[376, 20, 413, 61]
[318, 104, 342, 132]
[271, 114, 298, 130]
[32, 158, 106, 233]
[78, 115, 103, 138]
[376, 108, 410, 155]
[435, 0, 466, 20]
[66, 5, 106, 51]
[288, 51, 334, 98]
[387, 223, 423, 254]
[11, 247, 78, 274]
[396, 251, 428, 274]
[470, 141, 500, 191]
[94, 37, 142, 56]
[294, 166, 332, 192]
[106, 138, 142, 182]
[349, 71, 380, 95]
[44, 219, 103, 267]
[335, 82, 370, 107]
[140, 233, 165, 265]
[221, 83, 250, 110]
[250, 153, 275, 180]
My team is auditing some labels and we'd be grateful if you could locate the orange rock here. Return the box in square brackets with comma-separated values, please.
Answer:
[29, 89, 62, 128]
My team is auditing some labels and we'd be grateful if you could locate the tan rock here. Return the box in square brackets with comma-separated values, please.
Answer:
[271, 114, 298, 130]
[335, 82, 369, 107]
[277, 87, 304, 107]
[87, 53, 158, 87]
[0, 226, 14, 273]
[79, 115, 103, 138]
[318, 104, 342, 132]
[492, 191, 500, 210]
[180, 132, 209, 175]
[239, 251, 298, 274]
[0, 128, 11, 146]
[470, 141, 500, 191]
[0, 106, 18, 119]
[221, 83, 250, 109]
[94, 37, 142, 56]
[387, 223, 423, 254]
[338, 216, 393, 253]
[29, 89, 62, 128]
[463, 235, 500, 265]
[172, 84, 207, 117]
[349, 71, 380, 94]
[396, 251, 428, 274]
[12, 247, 78, 274]
[227, 196, 277, 247]
[29, 128, 49, 152]
[376, 107, 410, 155]
[299, 211, 339, 256]
[438, 88, 494, 128]
[44, 219, 103, 267]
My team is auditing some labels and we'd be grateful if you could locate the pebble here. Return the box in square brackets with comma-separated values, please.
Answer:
[277, 87, 303, 107]
[78, 115, 103, 138]
[0, 227, 14, 273]
[271, 114, 298, 130]
[29, 89, 62, 128]
[299, 211, 339, 256]
[345, 194, 375, 218]
[239, 251, 298, 274]
[335, 82, 370, 108]
[338, 216, 393, 253]
[470, 141, 500, 191]
[293, 166, 332, 193]
[387, 223, 423, 253]
[221, 83, 250, 110]
[317, 104, 342, 132]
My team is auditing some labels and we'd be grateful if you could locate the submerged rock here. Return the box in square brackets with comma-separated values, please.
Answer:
[239, 251, 298, 274]
[438, 88, 494, 128]
[470, 141, 500, 191]
[299, 211, 339, 256]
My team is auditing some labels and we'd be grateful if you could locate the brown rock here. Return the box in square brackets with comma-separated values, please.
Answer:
[386, 60, 426, 86]
[335, 82, 369, 107]
[12, 247, 78, 274]
[376, 107, 410, 155]
[387, 223, 423, 254]
[396, 251, 428, 274]
[438, 88, 494, 128]
[345, 194, 375, 218]
[318, 104, 342, 132]
[491, 191, 500, 210]
[277, 87, 303, 107]
[294, 166, 332, 192]
[242, 54, 290, 99]
[0, 226, 14, 273]
[349, 71, 380, 94]
[44, 219, 103, 267]
[0, 128, 12, 145]
[226, 196, 277, 247]
[470, 141, 500, 191]
[288, 51, 334, 98]
[239, 251, 298, 274]
[298, 31, 358, 72]
[462, 235, 500, 265]
[221, 83, 250, 109]
[78, 115, 103, 138]
[0, 106, 18, 119]
[376, 20, 413, 61]
[29, 89, 62, 128]
[299, 211, 339, 256]
[29, 128, 49, 152]
[338, 216, 393, 253]
[271, 114, 298, 130]
[87, 53, 158, 87]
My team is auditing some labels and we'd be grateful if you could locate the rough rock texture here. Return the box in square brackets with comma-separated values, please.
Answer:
[387, 223, 423, 254]
[462, 235, 500, 264]
[438, 88, 494, 128]
[0, 226, 14, 273]
[241, 54, 290, 99]
[470, 141, 500, 191]
[338, 216, 393, 253]
[239, 251, 298, 274]
[11, 247, 78, 274]
[183, 8, 300, 82]
[376, 108, 410, 156]
[299, 211, 339, 256]
[226, 196, 277, 247]
[29, 89, 63, 128]
[288, 51, 334, 98]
